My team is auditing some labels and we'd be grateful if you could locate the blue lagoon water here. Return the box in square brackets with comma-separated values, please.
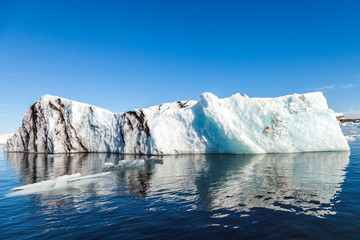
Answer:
[1, 139, 360, 239]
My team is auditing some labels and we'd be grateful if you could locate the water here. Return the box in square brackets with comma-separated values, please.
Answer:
[1, 140, 360, 239]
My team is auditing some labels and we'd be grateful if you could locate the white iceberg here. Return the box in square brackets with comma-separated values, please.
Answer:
[5, 92, 349, 154]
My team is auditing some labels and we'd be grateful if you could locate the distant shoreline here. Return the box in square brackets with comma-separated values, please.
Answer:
[340, 119, 360, 123]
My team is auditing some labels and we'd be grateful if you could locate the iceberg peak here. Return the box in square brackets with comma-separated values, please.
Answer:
[198, 92, 219, 108]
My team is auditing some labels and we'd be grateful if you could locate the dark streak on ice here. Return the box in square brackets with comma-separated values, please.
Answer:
[48, 99, 88, 152]
[177, 100, 190, 109]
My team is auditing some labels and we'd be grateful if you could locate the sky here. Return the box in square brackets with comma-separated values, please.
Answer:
[1, 0, 360, 133]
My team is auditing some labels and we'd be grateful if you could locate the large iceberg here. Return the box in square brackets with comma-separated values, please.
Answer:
[5, 92, 349, 154]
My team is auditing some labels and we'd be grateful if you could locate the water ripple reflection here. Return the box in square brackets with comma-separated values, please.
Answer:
[4, 151, 349, 219]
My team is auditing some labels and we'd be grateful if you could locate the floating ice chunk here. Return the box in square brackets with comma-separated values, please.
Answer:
[117, 159, 145, 168]
[345, 136, 356, 142]
[341, 122, 355, 126]
[341, 122, 360, 139]
[11, 173, 81, 192]
[104, 162, 115, 167]
[67, 172, 111, 182]
[9, 172, 111, 196]
[53, 173, 80, 188]
[11, 179, 54, 192]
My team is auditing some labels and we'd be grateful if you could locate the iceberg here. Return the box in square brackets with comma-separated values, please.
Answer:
[0, 133, 14, 149]
[5, 92, 349, 154]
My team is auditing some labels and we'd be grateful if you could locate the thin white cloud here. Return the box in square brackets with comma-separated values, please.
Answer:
[0, 103, 6, 106]
[314, 83, 355, 92]
[314, 85, 336, 91]
[0, 114, 5, 117]
[341, 83, 353, 89]
[344, 110, 360, 119]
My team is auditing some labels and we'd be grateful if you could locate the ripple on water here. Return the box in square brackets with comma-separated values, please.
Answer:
[0, 145, 359, 239]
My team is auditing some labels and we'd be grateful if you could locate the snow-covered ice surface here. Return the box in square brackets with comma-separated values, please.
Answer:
[5, 92, 349, 154]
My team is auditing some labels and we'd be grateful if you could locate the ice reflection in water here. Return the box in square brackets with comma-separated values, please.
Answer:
[5, 151, 349, 218]
[193, 153, 350, 217]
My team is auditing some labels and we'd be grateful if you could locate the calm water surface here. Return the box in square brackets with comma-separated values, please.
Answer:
[1, 139, 360, 239]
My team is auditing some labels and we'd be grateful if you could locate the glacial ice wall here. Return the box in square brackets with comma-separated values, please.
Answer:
[5, 92, 349, 154]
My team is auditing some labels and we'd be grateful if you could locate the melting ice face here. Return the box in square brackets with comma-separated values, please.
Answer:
[4, 151, 349, 218]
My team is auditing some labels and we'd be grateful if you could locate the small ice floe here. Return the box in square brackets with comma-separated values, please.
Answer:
[345, 135, 359, 142]
[341, 122, 355, 126]
[104, 162, 115, 167]
[11, 173, 81, 192]
[117, 159, 145, 168]
[9, 172, 111, 196]
[346, 136, 356, 142]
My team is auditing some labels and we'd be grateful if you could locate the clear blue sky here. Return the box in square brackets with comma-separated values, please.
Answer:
[1, 0, 360, 133]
